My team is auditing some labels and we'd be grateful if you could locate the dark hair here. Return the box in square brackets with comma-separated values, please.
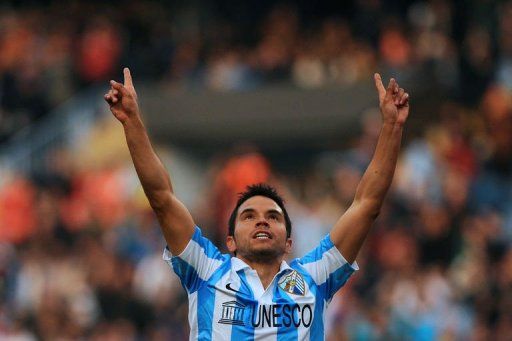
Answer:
[228, 183, 292, 238]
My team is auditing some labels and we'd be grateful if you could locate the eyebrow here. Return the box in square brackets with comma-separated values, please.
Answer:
[239, 208, 256, 216]
[266, 209, 283, 216]
[238, 208, 283, 216]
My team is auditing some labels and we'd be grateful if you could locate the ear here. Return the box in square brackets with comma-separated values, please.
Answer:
[226, 235, 237, 254]
[285, 238, 293, 255]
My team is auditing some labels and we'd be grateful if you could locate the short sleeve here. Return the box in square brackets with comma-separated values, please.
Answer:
[297, 234, 358, 302]
[163, 226, 228, 294]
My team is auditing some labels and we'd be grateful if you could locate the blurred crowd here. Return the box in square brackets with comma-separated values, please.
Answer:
[2, 0, 512, 140]
[2, 98, 512, 339]
[2, 0, 512, 340]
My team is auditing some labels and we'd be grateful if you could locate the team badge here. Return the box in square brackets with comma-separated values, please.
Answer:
[278, 270, 306, 296]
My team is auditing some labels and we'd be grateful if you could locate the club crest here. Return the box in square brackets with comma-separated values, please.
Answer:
[278, 270, 306, 296]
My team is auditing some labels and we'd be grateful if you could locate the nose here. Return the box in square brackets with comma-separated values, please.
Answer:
[256, 219, 270, 228]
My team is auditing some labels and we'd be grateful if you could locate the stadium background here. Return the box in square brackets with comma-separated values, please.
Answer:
[1, 0, 512, 339]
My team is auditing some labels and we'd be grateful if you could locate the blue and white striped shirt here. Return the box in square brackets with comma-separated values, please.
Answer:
[163, 226, 358, 340]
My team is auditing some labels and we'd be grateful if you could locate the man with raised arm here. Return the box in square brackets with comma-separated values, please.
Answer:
[105, 68, 409, 341]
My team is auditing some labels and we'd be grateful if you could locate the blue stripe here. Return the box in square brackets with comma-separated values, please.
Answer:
[231, 270, 255, 341]
[324, 263, 355, 301]
[192, 226, 224, 261]
[274, 273, 299, 341]
[197, 259, 232, 341]
[170, 226, 227, 294]
[295, 277, 305, 291]
[171, 257, 206, 294]
[293, 263, 325, 340]
[299, 234, 333, 264]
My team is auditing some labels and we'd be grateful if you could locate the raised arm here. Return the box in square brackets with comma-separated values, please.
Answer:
[330, 73, 410, 263]
[104, 68, 195, 254]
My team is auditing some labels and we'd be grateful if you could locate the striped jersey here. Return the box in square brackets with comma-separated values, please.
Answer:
[163, 226, 358, 340]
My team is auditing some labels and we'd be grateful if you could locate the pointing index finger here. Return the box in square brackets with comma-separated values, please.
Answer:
[374, 73, 386, 101]
[123, 67, 134, 89]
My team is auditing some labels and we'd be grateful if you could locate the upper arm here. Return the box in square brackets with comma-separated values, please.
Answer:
[329, 198, 380, 264]
[151, 191, 196, 255]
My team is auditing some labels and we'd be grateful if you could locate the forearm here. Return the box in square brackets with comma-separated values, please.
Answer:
[330, 121, 403, 263]
[122, 116, 173, 206]
[330, 75, 408, 263]
[106, 69, 195, 253]
[354, 121, 403, 213]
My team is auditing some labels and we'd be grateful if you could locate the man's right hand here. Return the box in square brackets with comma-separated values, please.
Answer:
[373, 73, 409, 127]
[104, 67, 139, 124]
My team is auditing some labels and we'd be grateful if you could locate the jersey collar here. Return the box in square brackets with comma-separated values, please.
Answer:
[232, 256, 293, 274]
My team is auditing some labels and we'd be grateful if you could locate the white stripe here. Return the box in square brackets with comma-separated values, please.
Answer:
[245, 268, 265, 299]
[291, 282, 315, 341]
[253, 297, 277, 341]
[163, 239, 224, 282]
[247, 268, 276, 341]
[188, 291, 198, 341]
[301, 246, 348, 285]
[211, 270, 234, 341]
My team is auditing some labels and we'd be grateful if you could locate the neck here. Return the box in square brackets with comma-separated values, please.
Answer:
[238, 256, 283, 289]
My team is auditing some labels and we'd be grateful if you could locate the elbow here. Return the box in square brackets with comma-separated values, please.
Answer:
[364, 203, 381, 220]
[354, 198, 382, 219]
[147, 190, 173, 212]
[368, 206, 381, 220]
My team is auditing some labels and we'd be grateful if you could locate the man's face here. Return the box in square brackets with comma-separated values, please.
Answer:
[227, 195, 292, 262]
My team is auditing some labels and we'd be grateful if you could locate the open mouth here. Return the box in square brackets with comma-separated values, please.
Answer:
[253, 231, 272, 240]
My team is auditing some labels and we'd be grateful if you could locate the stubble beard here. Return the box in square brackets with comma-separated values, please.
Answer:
[240, 244, 285, 264]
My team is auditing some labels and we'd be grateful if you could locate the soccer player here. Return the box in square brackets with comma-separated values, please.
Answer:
[104, 68, 409, 340]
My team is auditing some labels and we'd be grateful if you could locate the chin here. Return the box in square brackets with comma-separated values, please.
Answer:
[244, 246, 285, 263]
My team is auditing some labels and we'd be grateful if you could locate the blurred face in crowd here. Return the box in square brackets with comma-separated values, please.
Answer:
[227, 196, 292, 263]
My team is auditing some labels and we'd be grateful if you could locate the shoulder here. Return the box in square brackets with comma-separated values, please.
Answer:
[288, 259, 314, 280]
[296, 233, 337, 265]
